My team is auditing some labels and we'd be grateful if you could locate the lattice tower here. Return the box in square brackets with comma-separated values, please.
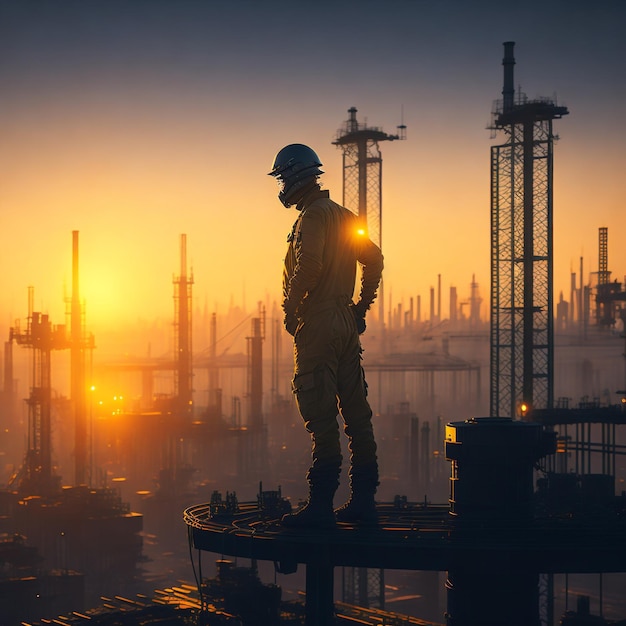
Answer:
[333, 107, 405, 325]
[489, 42, 568, 419]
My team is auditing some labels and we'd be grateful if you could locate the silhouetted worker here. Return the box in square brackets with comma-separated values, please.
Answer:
[268, 143, 383, 528]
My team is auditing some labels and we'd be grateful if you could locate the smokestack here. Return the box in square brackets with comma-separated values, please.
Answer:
[71, 230, 87, 485]
[450, 286, 458, 323]
[437, 274, 442, 322]
[502, 41, 516, 112]
[429, 287, 435, 323]
[348, 106, 358, 133]
[180, 233, 188, 281]
[175, 233, 193, 414]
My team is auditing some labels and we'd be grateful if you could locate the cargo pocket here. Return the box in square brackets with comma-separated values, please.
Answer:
[292, 365, 337, 424]
[292, 370, 317, 395]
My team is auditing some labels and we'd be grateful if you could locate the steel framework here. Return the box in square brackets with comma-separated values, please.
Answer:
[333, 107, 405, 327]
[10, 288, 70, 495]
[332, 107, 404, 606]
[489, 42, 568, 419]
[333, 106, 405, 248]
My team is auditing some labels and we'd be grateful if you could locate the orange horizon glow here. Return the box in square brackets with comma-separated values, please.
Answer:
[1, 8, 623, 349]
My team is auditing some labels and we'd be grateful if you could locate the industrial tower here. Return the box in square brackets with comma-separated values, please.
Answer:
[331, 107, 406, 612]
[8, 232, 95, 492]
[9, 289, 69, 495]
[70, 230, 94, 485]
[333, 107, 406, 325]
[174, 233, 194, 415]
[595, 226, 626, 328]
[489, 42, 569, 419]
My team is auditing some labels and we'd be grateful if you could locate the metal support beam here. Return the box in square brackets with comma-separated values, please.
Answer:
[305, 546, 335, 626]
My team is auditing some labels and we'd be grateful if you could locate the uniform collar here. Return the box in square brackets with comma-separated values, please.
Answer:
[296, 186, 329, 211]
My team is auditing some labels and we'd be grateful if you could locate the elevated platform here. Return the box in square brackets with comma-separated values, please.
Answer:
[184, 499, 626, 576]
[185, 498, 626, 625]
[185, 419, 626, 625]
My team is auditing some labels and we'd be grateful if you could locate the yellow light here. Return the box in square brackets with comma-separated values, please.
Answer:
[357, 228, 366, 237]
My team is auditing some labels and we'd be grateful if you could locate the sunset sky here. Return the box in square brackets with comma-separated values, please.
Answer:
[1, 0, 624, 344]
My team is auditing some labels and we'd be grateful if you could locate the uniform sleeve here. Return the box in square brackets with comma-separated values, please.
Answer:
[355, 237, 384, 316]
[282, 206, 326, 317]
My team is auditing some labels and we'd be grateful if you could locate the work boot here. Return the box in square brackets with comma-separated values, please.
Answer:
[335, 492, 378, 524]
[335, 461, 379, 524]
[281, 492, 336, 529]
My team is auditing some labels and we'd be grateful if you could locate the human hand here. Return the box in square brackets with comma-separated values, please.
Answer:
[284, 313, 298, 336]
[350, 304, 366, 334]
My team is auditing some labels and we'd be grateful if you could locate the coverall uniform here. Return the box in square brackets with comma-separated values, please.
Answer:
[283, 186, 384, 502]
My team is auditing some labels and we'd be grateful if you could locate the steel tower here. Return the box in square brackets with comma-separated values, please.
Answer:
[333, 108, 405, 326]
[10, 289, 69, 495]
[489, 42, 568, 419]
[333, 107, 405, 247]
[332, 106, 405, 610]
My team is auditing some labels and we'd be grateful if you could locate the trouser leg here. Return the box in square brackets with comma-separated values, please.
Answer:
[296, 364, 342, 493]
[282, 364, 341, 528]
[336, 341, 379, 523]
[337, 343, 378, 486]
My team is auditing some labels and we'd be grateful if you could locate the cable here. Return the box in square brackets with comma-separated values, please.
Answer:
[187, 524, 205, 613]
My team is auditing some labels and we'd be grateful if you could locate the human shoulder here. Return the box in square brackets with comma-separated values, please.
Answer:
[301, 195, 333, 222]
[305, 195, 351, 217]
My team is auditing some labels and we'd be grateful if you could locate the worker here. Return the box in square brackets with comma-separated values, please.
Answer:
[268, 143, 383, 528]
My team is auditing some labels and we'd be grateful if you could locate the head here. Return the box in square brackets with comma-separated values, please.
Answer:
[268, 143, 324, 207]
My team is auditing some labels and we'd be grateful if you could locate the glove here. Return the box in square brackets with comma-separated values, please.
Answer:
[284, 313, 298, 336]
[350, 304, 366, 335]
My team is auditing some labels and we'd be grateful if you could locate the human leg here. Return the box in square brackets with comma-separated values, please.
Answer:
[282, 314, 342, 528]
[335, 336, 379, 523]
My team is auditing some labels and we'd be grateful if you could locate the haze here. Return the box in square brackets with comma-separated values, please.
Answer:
[1, 0, 624, 355]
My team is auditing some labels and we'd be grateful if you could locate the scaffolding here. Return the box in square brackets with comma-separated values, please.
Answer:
[332, 107, 405, 609]
[595, 226, 626, 328]
[10, 288, 70, 495]
[489, 42, 569, 419]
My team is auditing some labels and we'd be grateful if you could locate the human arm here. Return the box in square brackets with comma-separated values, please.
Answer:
[353, 236, 384, 324]
[282, 206, 326, 329]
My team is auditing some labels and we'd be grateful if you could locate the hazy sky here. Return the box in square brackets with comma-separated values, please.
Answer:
[1, 0, 624, 337]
